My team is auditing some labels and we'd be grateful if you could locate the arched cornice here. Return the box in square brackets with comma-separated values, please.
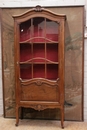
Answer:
[13, 5, 66, 23]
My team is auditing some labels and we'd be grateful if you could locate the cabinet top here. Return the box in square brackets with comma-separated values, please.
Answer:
[13, 5, 66, 21]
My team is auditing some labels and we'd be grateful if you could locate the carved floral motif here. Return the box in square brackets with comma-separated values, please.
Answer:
[29, 104, 48, 111]
[35, 80, 43, 86]
[33, 5, 44, 12]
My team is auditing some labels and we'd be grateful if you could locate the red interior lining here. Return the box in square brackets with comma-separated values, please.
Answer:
[20, 44, 32, 62]
[20, 64, 32, 79]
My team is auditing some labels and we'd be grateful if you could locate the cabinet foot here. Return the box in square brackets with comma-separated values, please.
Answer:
[15, 123, 18, 127]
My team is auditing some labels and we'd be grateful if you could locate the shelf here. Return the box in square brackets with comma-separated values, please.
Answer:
[20, 61, 59, 65]
[19, 60, 59, 65]
[19, 37, 59, 44]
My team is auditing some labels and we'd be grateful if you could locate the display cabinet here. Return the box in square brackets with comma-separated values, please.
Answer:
[13, 6, 66, 128]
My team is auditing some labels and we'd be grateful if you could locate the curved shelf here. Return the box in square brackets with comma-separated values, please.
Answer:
[20, 57, 59, 64]
[20, 62, 59, 65]
[19, 37, 58, 44]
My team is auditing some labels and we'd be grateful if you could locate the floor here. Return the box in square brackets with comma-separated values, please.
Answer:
[0, 116, 87, 130]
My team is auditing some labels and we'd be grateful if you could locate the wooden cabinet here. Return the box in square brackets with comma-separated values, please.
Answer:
[13, 6, 66, 128]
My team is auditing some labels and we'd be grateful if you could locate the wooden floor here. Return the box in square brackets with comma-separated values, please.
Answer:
[0, 116, 87, 130]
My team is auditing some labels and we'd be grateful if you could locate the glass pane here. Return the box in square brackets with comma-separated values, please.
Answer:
[47, 64, 58, 80]
[33, 64, 45, 78]
[46, 19, 58, 42]
[20, 64, 32, 79]
[20, 20, 31, 42]
[20, 43, 32, 62]
[33, 17, 45, 42]
[33, 44, 45, 62]
[46, 43, 58, 62]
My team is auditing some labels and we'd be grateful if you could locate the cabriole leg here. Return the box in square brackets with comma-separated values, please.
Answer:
[61, 107, 64, 129]
[15, 106, 19, 126]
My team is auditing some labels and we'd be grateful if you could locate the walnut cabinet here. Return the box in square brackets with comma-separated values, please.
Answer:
[13, 6, 66, 128]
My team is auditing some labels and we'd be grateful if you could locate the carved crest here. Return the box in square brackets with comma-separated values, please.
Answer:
[33, 5, 44, 12]
[35, 80, 43, 86]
